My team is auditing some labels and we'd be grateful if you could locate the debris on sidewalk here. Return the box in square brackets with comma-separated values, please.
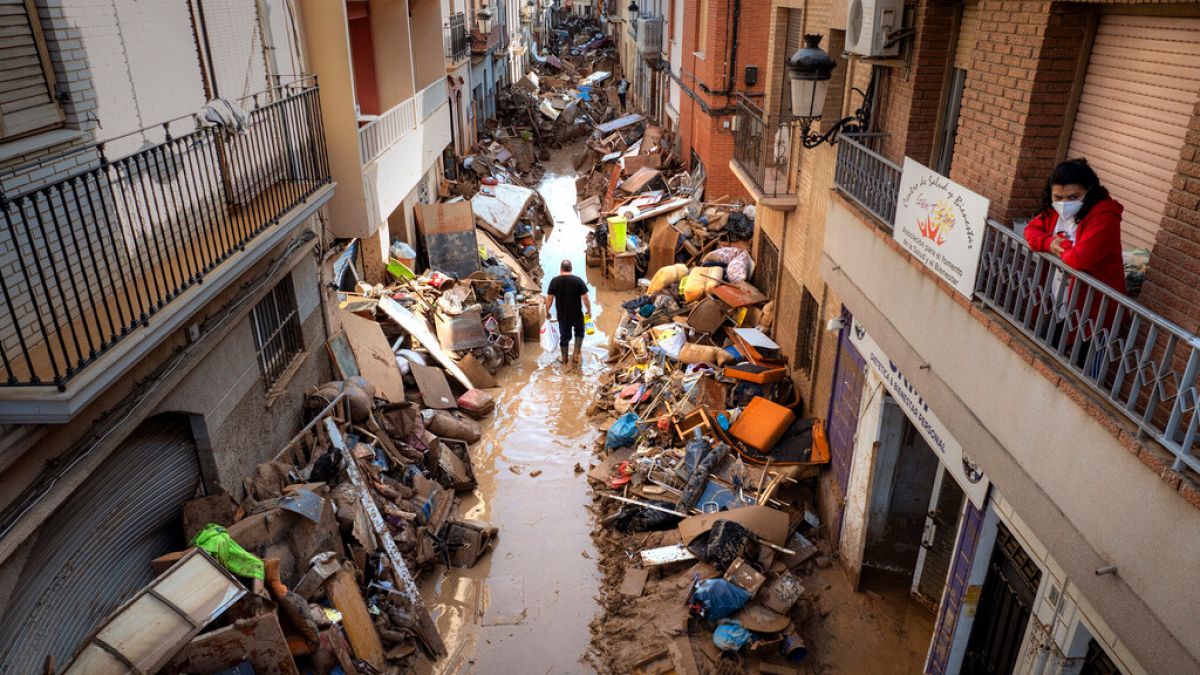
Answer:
[579, 198, 837, 672]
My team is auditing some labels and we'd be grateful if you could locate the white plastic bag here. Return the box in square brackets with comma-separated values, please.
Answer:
[540, 320, 560, 352]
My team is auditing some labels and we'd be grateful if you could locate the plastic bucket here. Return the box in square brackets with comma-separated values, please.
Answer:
[607, 216, 628, 252]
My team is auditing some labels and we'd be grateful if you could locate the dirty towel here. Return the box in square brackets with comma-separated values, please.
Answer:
[191, 523, 265, 580]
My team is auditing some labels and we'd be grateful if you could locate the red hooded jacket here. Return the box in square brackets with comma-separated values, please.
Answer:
[1024, 197, 1128, 296]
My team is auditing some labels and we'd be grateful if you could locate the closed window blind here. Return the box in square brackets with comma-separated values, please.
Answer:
[0, 0, 63, 140]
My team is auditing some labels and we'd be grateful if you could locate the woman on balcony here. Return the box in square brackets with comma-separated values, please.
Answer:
[1025, 158, 1127, 295]
[1024, 158, 1127, 370]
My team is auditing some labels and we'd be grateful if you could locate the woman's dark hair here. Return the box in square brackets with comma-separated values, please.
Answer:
[1040, 158, 1111, 221]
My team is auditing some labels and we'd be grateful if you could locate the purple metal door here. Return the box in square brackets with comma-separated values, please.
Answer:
[925, 500, 985, 674]
[825, 308, 867, 539]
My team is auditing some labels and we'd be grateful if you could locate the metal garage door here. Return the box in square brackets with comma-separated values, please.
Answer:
[0, 416, 200, 672]
[1068, 13, 1200, 251]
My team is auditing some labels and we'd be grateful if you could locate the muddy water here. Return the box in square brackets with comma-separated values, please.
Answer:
[420, 145, 625, 674]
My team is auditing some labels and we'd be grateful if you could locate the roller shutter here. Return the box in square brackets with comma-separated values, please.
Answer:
[954, 0, 980, 70]
[776, 8, 804, 117]
[0, 0, 64, 139]
[0, 416, 200, 672]
[1067, 14, 1200, 251]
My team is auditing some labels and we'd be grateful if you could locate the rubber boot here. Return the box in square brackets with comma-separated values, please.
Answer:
[572, 337, 583, 368]
[560, 345, 569, 365]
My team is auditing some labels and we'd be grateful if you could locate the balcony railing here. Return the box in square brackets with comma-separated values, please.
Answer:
[732, 97, 794, 199]
[637, 15, 663, 57]
[0, 80, 331, 389]
[446, 12, 469, 62]
[833, 132, 1200, 472]
[833, 132, 899, 226]
[977, 223, 1200, 472]
[358, 80, 448, 165]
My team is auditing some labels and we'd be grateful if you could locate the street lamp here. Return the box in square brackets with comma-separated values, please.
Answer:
[522, 0, 534, 23]
[627, 1, 638, 19]
[477, 8, 493, 34]
[787, 34, 869, 148]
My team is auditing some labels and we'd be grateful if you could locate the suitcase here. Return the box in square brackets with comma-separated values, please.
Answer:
[729, 396, 795, 453]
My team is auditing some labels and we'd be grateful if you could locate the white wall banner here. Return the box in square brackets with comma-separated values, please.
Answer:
[849, 318, 990, 507]
[894, 158, 990, 298]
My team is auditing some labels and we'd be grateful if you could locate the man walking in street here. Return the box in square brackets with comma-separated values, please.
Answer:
[545, 259, 591, 369]
[616, 75, 629, 111]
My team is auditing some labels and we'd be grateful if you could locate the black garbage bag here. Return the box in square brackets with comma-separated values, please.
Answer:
[725, 212, 754, 241]
[613, 500, 683, 533]
[687, 519, 759, 572]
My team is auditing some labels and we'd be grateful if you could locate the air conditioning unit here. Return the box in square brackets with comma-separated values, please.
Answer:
[845, 0, 902, 57]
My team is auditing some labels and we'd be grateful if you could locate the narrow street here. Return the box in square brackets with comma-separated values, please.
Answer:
[422, 144, 618, 674]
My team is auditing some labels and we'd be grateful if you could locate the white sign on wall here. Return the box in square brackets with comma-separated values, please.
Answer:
[894, 158, 990, 297]
[849, 318, 990, 508]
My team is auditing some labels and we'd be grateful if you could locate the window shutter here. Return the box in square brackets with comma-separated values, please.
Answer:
[1068, 14, 1200, 251]
[0, 0, 63, 140]
[954, 0, 980, 71]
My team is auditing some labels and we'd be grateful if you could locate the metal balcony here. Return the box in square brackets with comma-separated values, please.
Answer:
[445, 12, 469, 63]
[0, 80, 331, 390]
[731, 97, 796, 202]
[833, 132, 1200, 472]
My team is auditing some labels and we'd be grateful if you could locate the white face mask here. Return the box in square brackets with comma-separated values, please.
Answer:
[1053, 195, 1085, 221]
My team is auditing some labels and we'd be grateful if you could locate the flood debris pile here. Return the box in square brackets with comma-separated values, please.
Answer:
[573, 123, 753, 294]
[584, 253, 837, 672]
[56, 233, 561, 674]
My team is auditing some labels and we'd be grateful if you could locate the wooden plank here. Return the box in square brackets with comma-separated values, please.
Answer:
[378, 297, 473, 389]
[410, 362, 457, 409]
[326, 567, 384, 669]
[457, 352, 499, 389]
[340, 311, 406, 403]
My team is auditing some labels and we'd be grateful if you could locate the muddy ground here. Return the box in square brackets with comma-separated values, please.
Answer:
[416, 143, 935, 674]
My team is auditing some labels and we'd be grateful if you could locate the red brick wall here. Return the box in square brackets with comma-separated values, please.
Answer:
[674, 0, 772, 199]
[950, 0, 1090, 221]
[878, 0, 957, 167]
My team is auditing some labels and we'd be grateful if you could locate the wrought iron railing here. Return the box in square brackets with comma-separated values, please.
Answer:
[358, 80, 447, 164]
[832, 132, 1200, 471]
[732, 96, 794, 199]
[446, 12, 469, 62]
[0, 80, 330, 389]
[833, 132, 899, 226]
[977, 222, 1200, 472]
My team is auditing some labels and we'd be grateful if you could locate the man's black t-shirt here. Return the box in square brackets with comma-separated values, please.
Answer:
[548, 274, 588, 325]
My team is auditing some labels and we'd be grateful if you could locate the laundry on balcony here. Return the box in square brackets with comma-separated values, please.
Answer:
[196, 97, 251, 137]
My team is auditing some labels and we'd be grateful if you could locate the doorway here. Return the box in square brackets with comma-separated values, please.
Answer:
[862, 396, 941, 584]
[962, 521, 1041, 674]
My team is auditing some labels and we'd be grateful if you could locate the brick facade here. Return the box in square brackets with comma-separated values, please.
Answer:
[950, 0, 1090, 221]
[670, 0, 771, 199]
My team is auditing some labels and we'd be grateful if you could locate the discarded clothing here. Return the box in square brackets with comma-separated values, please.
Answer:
[613, 499, 683, 533]
[191, 523, 265, 580]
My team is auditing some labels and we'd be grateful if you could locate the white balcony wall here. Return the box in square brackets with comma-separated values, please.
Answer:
[362, 85, 451, 229]
[819, 194, 1200, 674]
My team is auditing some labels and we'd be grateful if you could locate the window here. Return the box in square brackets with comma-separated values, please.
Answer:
[251, 275, 304, 389]
[796, 287, 820, 372]
[932, 68, 966, 176]
[756, 233, 780, 299]
[1080, 638, 1123, 675]
[0, 0, 65, 141]
[696, 0, 709, 56]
